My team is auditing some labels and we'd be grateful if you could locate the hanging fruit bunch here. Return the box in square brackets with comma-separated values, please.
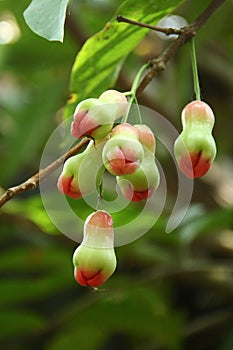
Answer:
[57, 83, 161, 288]
[57, 39, 217, 289]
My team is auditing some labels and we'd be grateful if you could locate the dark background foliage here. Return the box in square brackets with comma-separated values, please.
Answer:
[0, 0, 233, 349]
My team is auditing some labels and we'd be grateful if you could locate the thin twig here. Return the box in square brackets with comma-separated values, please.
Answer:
[136, 0, 226, 95]
[116, 15, 183, 35]
[0, 0, 226, 208]
[0, 138, 89, 207]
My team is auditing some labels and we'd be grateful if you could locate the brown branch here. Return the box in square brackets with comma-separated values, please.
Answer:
[0, 138, 89, 207]
[116, 15, 183, 35]
[136, 0, 226, 95]
[0, 0, 226, 208]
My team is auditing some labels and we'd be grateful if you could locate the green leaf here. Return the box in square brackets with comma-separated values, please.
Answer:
[179, 206, 233, 245]
[3, 196, 58, 234]
[23, 0, 69, 42]
[64, 0, 184, 118]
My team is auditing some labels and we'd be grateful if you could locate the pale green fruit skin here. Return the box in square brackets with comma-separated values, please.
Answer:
[61, 142, 105, 196]
[174, 100, 217, 178]
[82, 210, 115, 249]
[90, 123, 113, 139]
[117, 149, 160, 194]
[134, 124, 156, 154]
[74, 98, 114, 125]
[111, 123, 139, 139]
[74, 98, 101, 114]
[99, 90, 127, 104]
[73, 210, 117, 286]
[102, 136, 144, 162]
[99, 90, 128, 120]
[74, 98, 114, 140]
[181, 100, 215, 129]
[102, 123, 144, 175]
[73, 245, 117, 278]
[174, 125, 216, 161]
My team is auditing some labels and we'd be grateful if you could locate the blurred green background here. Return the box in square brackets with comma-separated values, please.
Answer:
[0, 0, 233, 349]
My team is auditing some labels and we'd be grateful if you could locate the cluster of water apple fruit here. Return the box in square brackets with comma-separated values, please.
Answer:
[57, 89, 216, 288]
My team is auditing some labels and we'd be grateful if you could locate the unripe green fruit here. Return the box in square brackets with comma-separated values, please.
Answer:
[111, 123, 139, 138]
[102, 123, 144, 176]
[99, 90, 127, 104]
[175, 125, 216, 159]
[174, 100, 217, 178]
[71, 98, 113, 140]
[71, 90, 128, 140]
[117, 148, 160, 202]
[181, 100, 215, 129]
[73, 210, 117, 288]
[57, 141, 104, 198]
[99, 89, 128, 119]
[134, 124, 156, 154]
